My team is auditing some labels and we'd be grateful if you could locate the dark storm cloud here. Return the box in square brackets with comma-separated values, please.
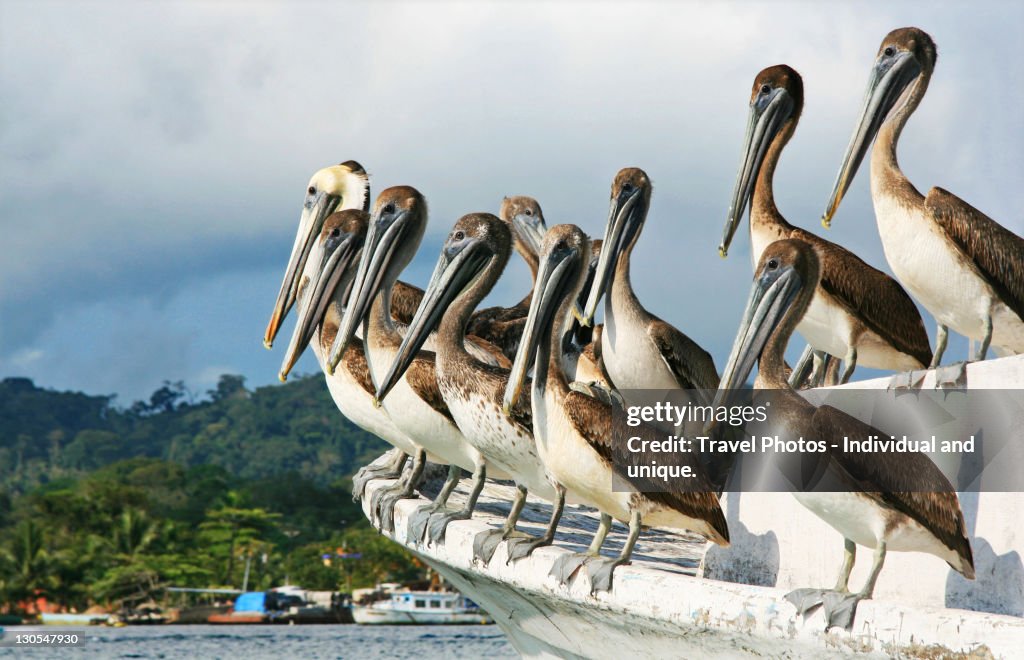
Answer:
[0, 1, 1021, 401]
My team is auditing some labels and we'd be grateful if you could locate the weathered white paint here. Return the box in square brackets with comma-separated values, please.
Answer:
[361, 468, 1022, 658]
[703, 354, 1024, 621]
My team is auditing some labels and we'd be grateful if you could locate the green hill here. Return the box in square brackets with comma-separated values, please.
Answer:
[0, 375, 416, 615]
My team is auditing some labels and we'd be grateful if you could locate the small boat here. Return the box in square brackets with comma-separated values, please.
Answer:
[352, 590, 492, 625]
[39, 612, 108, 626]
[208, 611, 266, 624]
[206, 588, 353, 624]
[207, 591, 271, 624]
[112, 602, 168, 625]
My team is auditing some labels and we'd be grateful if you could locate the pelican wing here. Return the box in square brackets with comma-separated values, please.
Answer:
[926, 187, 1024, 323]
[465, 317, 523, 364]
[813, 405, 973, 573]
[327, 336, 375, 397]
[391, 281, 425, 326]
[405, 356, 458, 426]
[794, 228, 932, 367]
[562, 390, 729, 544]
[504, 381, 533, 436]
[648, 319, 720, 392]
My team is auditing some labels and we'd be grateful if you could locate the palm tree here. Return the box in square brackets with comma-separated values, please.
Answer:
[111, 509, 160, 560]
[0, 520, 56, 611]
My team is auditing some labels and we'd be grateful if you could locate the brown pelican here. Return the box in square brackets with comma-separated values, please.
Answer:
[263, 161, 429, 499]
[276, 210, 438, 500]
[581, 168, 719, 399]
[374, 212, 574, 565]
[505, 224, 729, 593]
[716, 237, 974, 629]
[265, 161, 371, 349]
[465, 196, 548, 361]
[328, 187, 511, 542]
[263, 160, 424, 350]
[823, 27, 1024, 367]
[722, 65, 932, 383]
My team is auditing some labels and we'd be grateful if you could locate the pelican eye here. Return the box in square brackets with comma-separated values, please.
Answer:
[883, 46, 895, 58]
[382, 203, 395, 215]
[525, 208, 533, 216]
[760, 83, 771, 95]
[454, 230, 465, 241]
[330, 227, 341, 238]
[308, 186, 316, 196]
[621, 182, 635, 194]
[767, 258, 779, 270]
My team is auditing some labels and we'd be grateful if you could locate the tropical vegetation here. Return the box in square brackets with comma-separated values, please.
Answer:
[0, 374, 421, 614]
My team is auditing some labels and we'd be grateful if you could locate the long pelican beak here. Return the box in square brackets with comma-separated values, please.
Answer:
[721, 88, 793, 257]
[822, 51, 922, 228]
[374, 236, 492, 404]
[512, 212, 547, 258]
[712, 264, 803, 411]
[327, 209, 411, 374]
[278, 231, 360, 381]
[503, 242, 580, 414]
[264, 190, 340, 348]
[580, 187, 642, 325]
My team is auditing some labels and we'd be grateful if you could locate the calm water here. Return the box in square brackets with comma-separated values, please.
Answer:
[0, 624, 517, 659]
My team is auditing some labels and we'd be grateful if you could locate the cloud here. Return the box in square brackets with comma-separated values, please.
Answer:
[1, 1, 1021, 399]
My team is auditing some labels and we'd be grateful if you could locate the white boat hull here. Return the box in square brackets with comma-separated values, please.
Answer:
[351, 606, 491, 625]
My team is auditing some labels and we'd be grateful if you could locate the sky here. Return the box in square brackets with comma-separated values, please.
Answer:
[1, 0, 1022, 405]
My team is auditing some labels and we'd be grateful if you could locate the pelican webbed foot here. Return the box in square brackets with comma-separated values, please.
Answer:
[425, 507, 473, 545]
[473, 485, 530, 564]
[473, 529, 530, 565]
[407, 463, 462, 544]
[783, 588, 863, 631]
[783, 587, 829, 618]
[549, 552, 593, 585]
[821, 591, 863, 631]
[352, 449, 408, 501]
[585, 555, 631, 594]
[407, 504, 438, 544]
[934, 361, 969, 389]
[569, 380, 624, 408]
[886, 369, 926, 391]
[370, 449, 426, 532]
[585, 510, 642, 594]
[505, 485, 565, 564]
[786, 540, 884, 631]
[550, 510, 613, 585]
[376, 485, 418, 533]
[504, 534, 553, 563]
[424, 462, 487, 546]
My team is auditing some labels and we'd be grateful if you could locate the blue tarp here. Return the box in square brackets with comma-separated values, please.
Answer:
[233, 592, 266, 613]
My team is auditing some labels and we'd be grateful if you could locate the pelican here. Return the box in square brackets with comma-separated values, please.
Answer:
[276, 210, 438, 501]
[466, 196, 549, 361]
[505, 224, 729, 593]
[581, 168, 719, 401]
[265, 161, 370, 349]
[264, 160, 424, 350]
[721, 65, 932, 384]
[375, 212, 573, 565]
[716, 237, 974, 629]
[264, 161, 430, 498]
[823, 27, 1024, 367]
[328, 187, 511, 542]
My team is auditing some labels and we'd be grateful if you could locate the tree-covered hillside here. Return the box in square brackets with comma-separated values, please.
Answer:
[0, 375, 414, 615]
[0, 374, 388, 494]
